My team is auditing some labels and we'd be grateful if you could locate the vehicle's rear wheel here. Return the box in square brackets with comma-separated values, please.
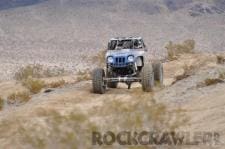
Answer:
[92, 68, 106, 94]
[141, 64, 154, 92]
[153, 62, 164, 86]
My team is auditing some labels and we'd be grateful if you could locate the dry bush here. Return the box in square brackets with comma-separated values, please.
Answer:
[76, 69, 91, 82]
[22, 78, 45, 94]
[15, 64, 65, 80]
[166, 39, 195, 60]
[175, 64, 195, 82]
[15, 111, 92, 149]
[43, 67, 65, 78]
[95, 93, 189, 132]
[48, 80, 66, 88]
[147, 103, 167, 122]
[7, 91, 31, 104]
[0, 96, 4, 110]
[217, 55, 225, 64]
[92, 50, 106, 66]
[67, 112, 87, 123]
[204, 78, 224, 86]
[219, 71, 225, 80]
[15, 64, 43, 80]
[169, 108, 190, 131]
[197, 70, 225, 88]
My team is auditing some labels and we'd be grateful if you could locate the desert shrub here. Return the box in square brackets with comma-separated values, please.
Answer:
[92, 50, 106, 66]
[7, 91, 31, 104]
[96, 93, 190, 132]
[14, 111, 93, 149]
[204, 78, 224, 86]
[0, 96, 4, 110]
[169, 108, 190, 131]
[175, 64, 194, 82]
[147, 103, 167, 122]
[15, 64, 43, 80]
[166, 39, 195, 60]
[76, 69, 91, 82]
[217, 55, 225, 64]
[43, 67, 65, 78]
[15, 64, 65, 80]
[183, 39, 195, 52]
[197, 70, 225, 88]
[68, 112, 87, 123]
[219, 71, 225, 80]
[22, 78, 45, 94]
[48, 80, 66, 88]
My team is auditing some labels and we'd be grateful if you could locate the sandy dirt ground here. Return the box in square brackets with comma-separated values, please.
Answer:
[0, 53, 224, 149]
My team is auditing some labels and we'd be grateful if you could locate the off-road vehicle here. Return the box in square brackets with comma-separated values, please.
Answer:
[92, 37, 163, 94]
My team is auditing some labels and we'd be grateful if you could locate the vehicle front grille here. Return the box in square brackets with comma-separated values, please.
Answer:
[113, 57, 126, 67]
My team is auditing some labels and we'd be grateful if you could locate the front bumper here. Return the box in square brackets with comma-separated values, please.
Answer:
[107, 63, 136, 76]
[107, 62, 134, 68]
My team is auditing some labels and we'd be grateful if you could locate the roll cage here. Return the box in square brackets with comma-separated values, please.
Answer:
[107, 37, 146, 50]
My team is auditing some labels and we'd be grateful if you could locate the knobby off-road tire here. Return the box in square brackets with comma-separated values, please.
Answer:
[153, 62, 164, 86]
[141, 64, 154, 92]
[92, 68, 106, 94]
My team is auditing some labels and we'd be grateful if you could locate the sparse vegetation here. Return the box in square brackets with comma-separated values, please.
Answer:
[166, 39, 195, 60]
[14, 64, 43, 80]
[169, 108, 190, 131]
[204, 78, 224, 86]
[0, 83, 191, 148]
[22, 78, 45, 94]
[0, 96, 4, 110]
[174, 64, 195, 83]
[15, 64, 65, 80]
[48, 80, 66, 88]
[7, 91, 31, 104]
[92, 50, 106, 66]
[76, 69, 91, 82]
[217, 55, 225, 64]
[219, 71, 225, 80]
[44, 67, 65, 77]
[91, 92, 189, 132]
[14, 64, 68, 95]
[197, 69, 225, 88]
[14, 111, 91, 149]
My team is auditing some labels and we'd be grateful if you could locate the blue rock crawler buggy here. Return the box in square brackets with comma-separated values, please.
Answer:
[92, 37, 163, 94]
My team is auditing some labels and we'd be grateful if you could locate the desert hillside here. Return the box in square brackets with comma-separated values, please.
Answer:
[0, 52, 225, 148]
[0, 1, 225, 149]
[0, 0, 225, 80]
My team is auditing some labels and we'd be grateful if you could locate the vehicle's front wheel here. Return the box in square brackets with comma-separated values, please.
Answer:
[92, 68, 106, 94]
[141, 64, 154, 92]
[153, 62, 164, 87]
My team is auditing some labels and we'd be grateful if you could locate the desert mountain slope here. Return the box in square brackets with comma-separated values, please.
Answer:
[0, 0, 225, 80]
[0, 1, 224, 148]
